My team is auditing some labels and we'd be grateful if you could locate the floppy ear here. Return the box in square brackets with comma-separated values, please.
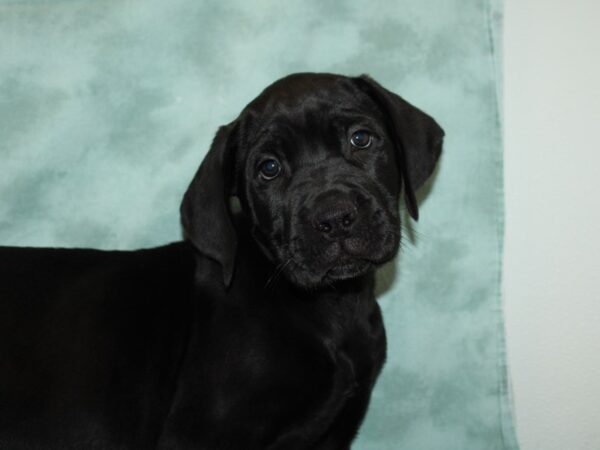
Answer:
[355, 75, 445, 220]
[180, 123, 237, 287]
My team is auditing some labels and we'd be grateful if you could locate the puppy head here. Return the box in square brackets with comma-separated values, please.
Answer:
[181, 73, 444, 288]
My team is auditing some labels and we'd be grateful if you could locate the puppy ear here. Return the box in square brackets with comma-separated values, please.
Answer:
[355, 75, 444, 220]
[181, 123, 237, 287]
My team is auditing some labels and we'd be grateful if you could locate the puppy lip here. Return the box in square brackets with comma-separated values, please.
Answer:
[325, 258, 373, 280]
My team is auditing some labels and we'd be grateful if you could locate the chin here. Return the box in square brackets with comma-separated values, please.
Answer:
[281, 257, 377, 290]
[324, 259, 374, 282]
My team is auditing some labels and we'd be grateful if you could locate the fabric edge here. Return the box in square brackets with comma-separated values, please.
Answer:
[486, 0, 520, 448]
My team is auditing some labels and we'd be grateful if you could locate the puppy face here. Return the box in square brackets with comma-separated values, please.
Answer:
[181, 73, 444, 288]
[238, 75, 402, 287]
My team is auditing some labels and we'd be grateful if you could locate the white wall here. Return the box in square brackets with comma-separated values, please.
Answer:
[503, 1, 600, 449]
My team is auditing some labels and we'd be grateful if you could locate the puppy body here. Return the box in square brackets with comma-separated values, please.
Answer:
[0, 73, 443, 449]
[0, 236, 382, 449]
[0, 243, 194, 449]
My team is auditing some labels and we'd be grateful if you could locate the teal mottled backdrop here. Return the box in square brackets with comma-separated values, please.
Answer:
[0, 0, 518, 448]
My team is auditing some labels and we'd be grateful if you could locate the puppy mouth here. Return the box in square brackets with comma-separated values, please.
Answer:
[325, 258, 373, 281]
[279, 225, 399, 287]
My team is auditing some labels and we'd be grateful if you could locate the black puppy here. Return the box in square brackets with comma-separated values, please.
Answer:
[0, 73, 443, 449]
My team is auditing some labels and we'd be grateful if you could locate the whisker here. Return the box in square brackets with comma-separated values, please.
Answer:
[264, 258, 292, 290]
[325, 279, 337, 292]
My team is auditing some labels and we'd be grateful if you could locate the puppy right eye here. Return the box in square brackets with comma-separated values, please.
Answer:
[259, 159, 281, 180]
[350, 130, 372, 149]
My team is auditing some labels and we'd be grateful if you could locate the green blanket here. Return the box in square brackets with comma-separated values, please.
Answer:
[0, 0, 518, 448]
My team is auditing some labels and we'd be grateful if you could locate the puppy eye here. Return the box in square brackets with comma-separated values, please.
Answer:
[258, 159, 281, 180]
[350, 130, 372, 149]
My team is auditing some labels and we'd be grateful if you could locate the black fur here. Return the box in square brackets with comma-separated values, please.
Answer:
[0, 73, 443, 449]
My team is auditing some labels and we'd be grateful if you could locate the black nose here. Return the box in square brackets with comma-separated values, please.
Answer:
[312, 202, 358, 238]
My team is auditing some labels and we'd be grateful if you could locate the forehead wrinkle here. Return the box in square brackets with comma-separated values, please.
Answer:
[289, 152, 348, 176]
[282, 126, 341, 168]
[250, 91, 383, 166]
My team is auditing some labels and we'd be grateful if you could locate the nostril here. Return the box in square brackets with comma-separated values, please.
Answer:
[317, 221, 332, 233]
[341, 212, 356, 228]
[312, 201, 358, 235]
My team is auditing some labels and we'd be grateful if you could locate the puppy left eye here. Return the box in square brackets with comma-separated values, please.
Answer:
[350, 130, 372, 149]
[259, 159, 282, 180]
